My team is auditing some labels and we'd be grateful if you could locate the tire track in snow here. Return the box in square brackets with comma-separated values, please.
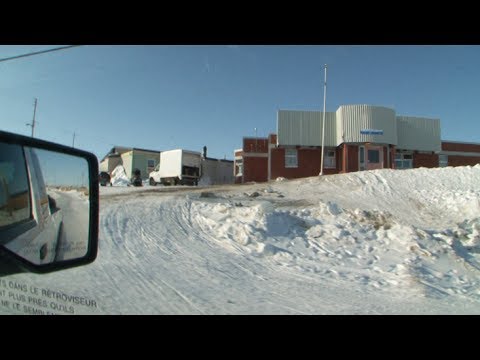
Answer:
[96, 173, 480, 314]
[99, 197, 205, 313]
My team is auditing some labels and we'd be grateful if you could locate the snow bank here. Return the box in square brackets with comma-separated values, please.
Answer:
[273, 166, 480, 229]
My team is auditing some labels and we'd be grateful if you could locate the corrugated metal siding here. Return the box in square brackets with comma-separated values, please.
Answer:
[202, 159, 234, 184]
[336, 105, 397, 145]
[277, 110, 336, 146]
[397, 116, 441, 152]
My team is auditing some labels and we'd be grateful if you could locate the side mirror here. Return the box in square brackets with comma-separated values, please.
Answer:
[0, 131, 98, 275]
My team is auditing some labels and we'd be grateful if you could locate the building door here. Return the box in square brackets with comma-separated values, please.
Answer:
[359, 146, 365, 171]
[366, 145, 383, 170]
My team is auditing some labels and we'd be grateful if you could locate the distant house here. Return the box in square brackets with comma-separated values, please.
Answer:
[100, 146, 160, 180]
[100, 145, 234, 185]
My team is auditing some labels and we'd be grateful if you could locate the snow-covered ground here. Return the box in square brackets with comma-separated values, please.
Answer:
[47, 188, 90, 260]
[2, 165, 480, 314]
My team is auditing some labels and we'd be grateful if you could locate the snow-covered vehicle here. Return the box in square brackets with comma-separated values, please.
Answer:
[149, 149, 201, 186]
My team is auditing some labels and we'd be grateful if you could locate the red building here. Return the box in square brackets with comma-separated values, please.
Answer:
[234, 106, 480, 183]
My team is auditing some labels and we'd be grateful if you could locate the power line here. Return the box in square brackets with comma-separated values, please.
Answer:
[0, 45, 82, 63]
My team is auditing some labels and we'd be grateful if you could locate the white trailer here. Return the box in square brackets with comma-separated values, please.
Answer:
[149, 149, 201, 186]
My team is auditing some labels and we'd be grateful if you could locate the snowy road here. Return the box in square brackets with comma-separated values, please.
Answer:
[2, 166, 480, 314]
[92, 181, 480, 314]
[49, 190, 89, 261]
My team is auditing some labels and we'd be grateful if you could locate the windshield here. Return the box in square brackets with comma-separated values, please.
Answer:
[1, 45, 480, 315]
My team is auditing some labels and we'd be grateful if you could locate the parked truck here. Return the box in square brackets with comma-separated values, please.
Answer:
[149, 149, 201, 186]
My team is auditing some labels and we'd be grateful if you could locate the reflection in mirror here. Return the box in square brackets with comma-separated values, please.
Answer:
[0, 142, 90, 265]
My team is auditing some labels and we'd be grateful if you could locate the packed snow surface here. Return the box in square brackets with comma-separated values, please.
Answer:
[2, 165, 480, 314]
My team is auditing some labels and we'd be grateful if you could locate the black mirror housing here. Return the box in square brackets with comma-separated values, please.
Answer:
[0, 130, 99, 274]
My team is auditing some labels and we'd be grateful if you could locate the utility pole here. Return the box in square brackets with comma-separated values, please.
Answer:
[72, 132, 76, 148]
[26, 98, 38, 137]
[320, 64, 327, 176]
[254, 127, 258, 152]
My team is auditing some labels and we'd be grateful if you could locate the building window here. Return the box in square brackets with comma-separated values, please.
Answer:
[368, 149, 380, 164]
[285, 148, 298, 168]
[439, 154, 448, 167]
[147, 159, 156, 168]
[324, 149, 336, 169]
[395, 153, 413, 169]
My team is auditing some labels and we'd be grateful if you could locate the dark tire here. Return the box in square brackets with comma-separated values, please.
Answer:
[149, 177, 156, 186]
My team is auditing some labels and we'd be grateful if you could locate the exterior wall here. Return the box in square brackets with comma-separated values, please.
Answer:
[99, 159, 108, 172]
[216, 160, 235, 184]
[447, 155, 480, 167]
[99, 156, 121, 174]
[390, 145, 396, 169]
[442, 141, 480, 153]
[277, 110, 337, 147]
[346, 145, 359, 172]
[132, 153, 148, 179]
[243, 156, 268, 183]
[269, 133, 277, 144]
[440, 141, 480, 167]
[336, 105, 397, 146]
[271, 147, 319, 180]
[107, 157, 122, 173]
[383, 147, 388, 168]
[201, 159, 234, 185]
[397, 116, 441, 152]
[270, 147, 339, 180]
[132, 150, 160, 180]
[238, 137, 269, 183]
[121, 152, 133, 179]
[413, 152, 438, 168]
[243, 138, 269, 154]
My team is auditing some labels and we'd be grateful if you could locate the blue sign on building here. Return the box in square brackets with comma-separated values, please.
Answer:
[360, 129, 384, 135]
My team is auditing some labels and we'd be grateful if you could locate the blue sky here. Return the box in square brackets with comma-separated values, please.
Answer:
[35, 148, 88, 187]
[1, 45, 479, 161]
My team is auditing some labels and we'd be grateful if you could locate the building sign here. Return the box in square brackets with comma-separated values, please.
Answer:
[360, 129, 384, 135]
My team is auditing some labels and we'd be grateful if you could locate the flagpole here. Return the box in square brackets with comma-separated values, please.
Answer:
[320, 64, 327, 176]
